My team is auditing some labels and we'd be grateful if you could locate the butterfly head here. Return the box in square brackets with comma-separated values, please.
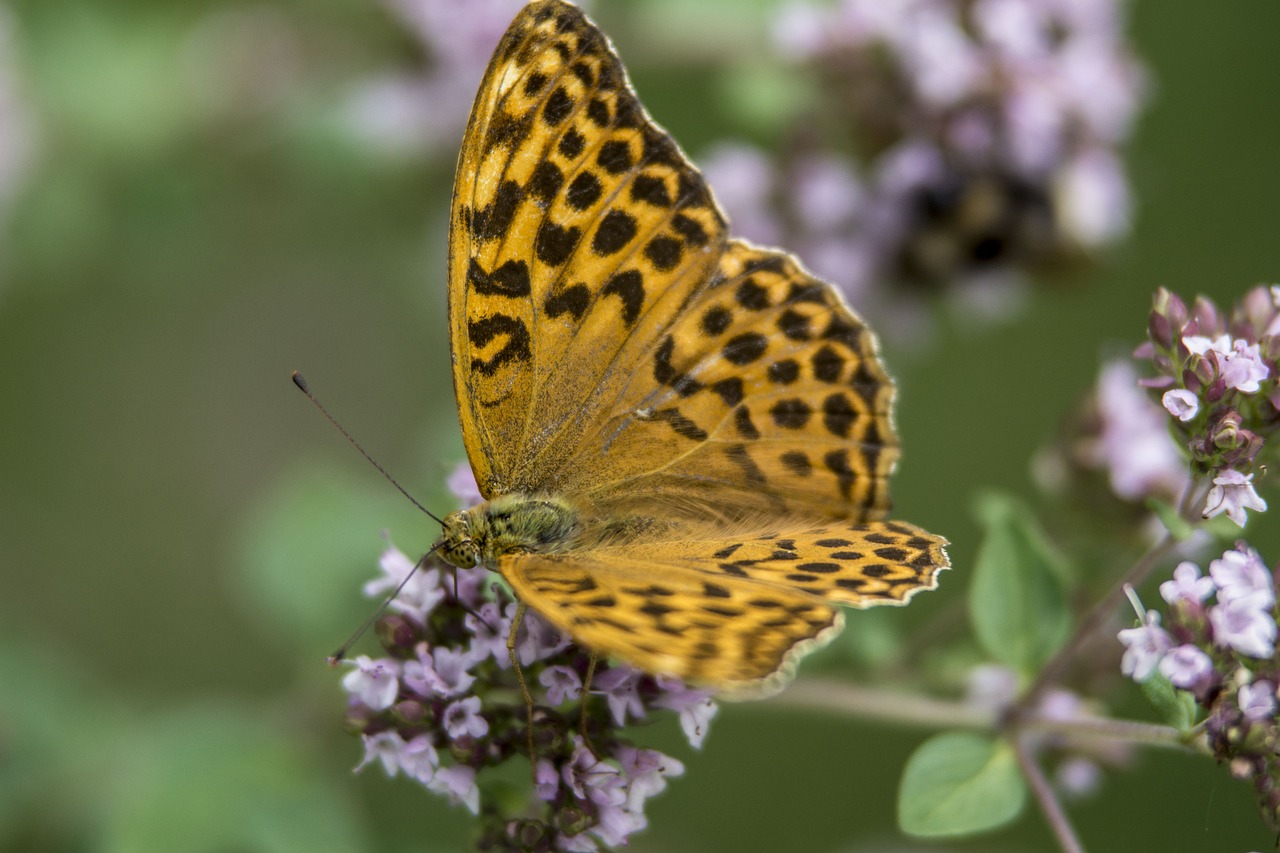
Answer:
[436, 509, 480, 569]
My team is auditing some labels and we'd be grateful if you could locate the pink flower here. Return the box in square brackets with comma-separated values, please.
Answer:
[539, 665, 583, 706]
[1209, 545, 1275, 610]
[1159, 561, 1216, 605]
[1117, 611, 1172, 681]
[1209, 598, 1277, 659]
[342, 656, 400, 710]
[1203, 470, 1268, 528]
[1093, 361, 1188, 501]
[1161, 389, 1199, 422]
[1157, 644, 1214, 689]
[447, 461, 483, 507]
[1238, 680, 1277, 721]
[365, 545, 445, 622]
[1218, 340, 1271, 393]
[442, 696, 489, 740]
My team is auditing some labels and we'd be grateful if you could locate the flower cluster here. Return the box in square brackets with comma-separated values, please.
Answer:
[746, 0, 1147, 296]
[343, 0, 594, 155]
[1138, 286, 1278, 526]
[1119, 544, 1280, 830]
[340, 467, 717, 851]
[1037, 359, 1189, 513]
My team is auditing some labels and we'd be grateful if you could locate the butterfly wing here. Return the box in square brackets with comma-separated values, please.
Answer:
[568, 238, 903, 524]
[499, 519, 948, 692]
[449, 0, 728, 498]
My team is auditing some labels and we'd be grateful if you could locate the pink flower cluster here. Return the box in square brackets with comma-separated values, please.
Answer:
[711, 0, 1147, 302]
[1119, 543, 1280, 829]
[1139, 286, 1279, 527]
[339, 463, 717, 851]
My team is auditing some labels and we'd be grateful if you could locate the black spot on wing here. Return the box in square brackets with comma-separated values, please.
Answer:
[722, 332, 767, 365]
[545, 282, 591, 321]
[631, 174, 672, 207]
[535, 221, 581, 266]
[558, 128, 586, 158]
[543, 86, 575, 126]
[566, 172, 602, 210]
[468, 258, 531, 297]
[601, 269, 645, 326]
[468, 315, 531, 375]
[652, 407, 707, 442]
[472, 180, 523, 241]
[592, 209, 638, 255]
[644, 236, 683, 271]
[527, 160, 564, 204]
[597, 139, 633, 174]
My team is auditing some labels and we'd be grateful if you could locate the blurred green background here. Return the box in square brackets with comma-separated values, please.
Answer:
[2, 0, 1279, 850]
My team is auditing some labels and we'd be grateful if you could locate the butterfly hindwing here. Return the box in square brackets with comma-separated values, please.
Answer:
[569, 240, 902, 523]
[499, 518, 947, 691]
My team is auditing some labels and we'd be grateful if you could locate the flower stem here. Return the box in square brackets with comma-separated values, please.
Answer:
[1013, 734, 1086, 853]
[1014, 477, 1209, 714]
[772, 679, 996, 730]
[773, 679, 1199, 751]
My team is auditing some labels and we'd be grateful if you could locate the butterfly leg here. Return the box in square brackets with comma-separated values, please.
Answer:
[506, 601, 536, 762]
[578, 650, 603, 760]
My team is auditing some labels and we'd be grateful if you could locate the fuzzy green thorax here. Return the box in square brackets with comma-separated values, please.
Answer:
[435, 493, 582, 569]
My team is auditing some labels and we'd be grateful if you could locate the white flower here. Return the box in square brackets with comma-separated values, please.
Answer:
[355, 730, 409, 776]
[1238, 680, 1277, 721]
[1160, 561, 1216, 605]
[1203, 470, 1268, 528]
[1117, 611, 1173, 681]
[1183, 334, 1231, 356]
[397, 735, 440, 784]
[593, 665, 646, 726]
[1092, 360, 1188, 501]
[1157, 644, 1214, 689]
[441, 695, 489, 740]
[539, 664, 583, 705]
[446, 461, 482, 507]
[1219, 340, 1271, 393]
[427, 764, 480, 815]
[652, 675, 719, 749]
[1209, 598, 1277, 659]
[342, 656, 400, 710]
[1209, 545, 1275, 610]
[1161, 389, 1199, 422]
[365, 545, 445, 622]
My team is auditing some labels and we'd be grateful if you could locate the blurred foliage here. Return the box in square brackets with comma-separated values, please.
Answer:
[1, 0, 1279, 851]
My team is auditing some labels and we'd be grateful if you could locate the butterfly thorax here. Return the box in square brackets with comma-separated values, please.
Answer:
[436, 493, 583, 570]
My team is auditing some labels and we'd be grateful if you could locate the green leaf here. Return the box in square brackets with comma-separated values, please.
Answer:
[1140, 671, 1199, 731]
[898, 732, 1027, 837]
[1146, 498, 1195, 540]
[232, 458, 434, 650]
[968, 492, 1071, 673]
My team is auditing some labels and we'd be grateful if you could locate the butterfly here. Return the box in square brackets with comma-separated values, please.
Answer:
[434, 0, 949, 697]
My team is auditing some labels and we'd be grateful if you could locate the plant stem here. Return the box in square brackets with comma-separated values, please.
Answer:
[1013, 734, 1086, 853]
[773, 679, 996, 730]
[1014, 477, 1209, 713]
[774, 679, 1199, 751]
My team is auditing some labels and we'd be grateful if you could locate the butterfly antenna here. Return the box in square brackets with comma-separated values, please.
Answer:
[328, 544, 441, 663]
[292, 371, 445, 526]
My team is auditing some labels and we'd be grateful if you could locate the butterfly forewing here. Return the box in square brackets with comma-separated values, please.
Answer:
[450, 0, 728, 498]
